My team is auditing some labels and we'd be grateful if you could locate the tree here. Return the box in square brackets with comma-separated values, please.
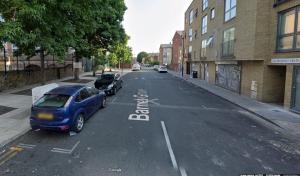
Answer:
[137, 51, 148, 63]
[69, 0, 127, 80]
[0, 1, 76, 84]
[110, 41, 132, 69]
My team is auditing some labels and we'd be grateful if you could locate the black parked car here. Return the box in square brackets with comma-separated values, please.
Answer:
[94, 72, 123, 95]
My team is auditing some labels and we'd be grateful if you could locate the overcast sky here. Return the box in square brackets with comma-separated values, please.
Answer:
[123, 0, 192, 56]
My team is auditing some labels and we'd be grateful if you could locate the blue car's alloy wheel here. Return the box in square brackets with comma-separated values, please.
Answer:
[101, 98, 106, 108]
[74, 114, 84, 132]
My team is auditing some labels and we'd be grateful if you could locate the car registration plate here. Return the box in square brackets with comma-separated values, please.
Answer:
[38, 113, 53, 120]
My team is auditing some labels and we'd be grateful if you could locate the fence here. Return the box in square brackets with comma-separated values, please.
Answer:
[0, 65, 73, 91]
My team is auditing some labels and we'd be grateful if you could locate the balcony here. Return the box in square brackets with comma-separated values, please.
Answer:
[221, 40, 235, 58]
[273, 0, 291, 7]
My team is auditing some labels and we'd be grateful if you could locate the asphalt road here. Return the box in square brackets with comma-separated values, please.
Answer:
[1, 69, 300, 176]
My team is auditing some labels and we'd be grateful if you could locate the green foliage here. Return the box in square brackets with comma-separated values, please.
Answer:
[137, 51, 148, 63]
[151, 60, 160, 65]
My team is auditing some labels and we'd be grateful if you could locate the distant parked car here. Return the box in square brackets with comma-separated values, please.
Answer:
[154, 65, 159, 71]
[158, 65, 168, 73]
[132, 63, 141, 71]
[94, 72, 123, 95]
[30, 85, 106, 132]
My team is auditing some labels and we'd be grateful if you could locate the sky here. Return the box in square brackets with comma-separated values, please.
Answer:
[123, 0, 192, 56]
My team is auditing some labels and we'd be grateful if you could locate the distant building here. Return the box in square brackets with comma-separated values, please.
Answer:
[159, 44, 172, 66]
[171, 31, 183, 71]
[147, 53, 159, 63]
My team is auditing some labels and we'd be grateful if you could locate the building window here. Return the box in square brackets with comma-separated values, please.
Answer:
[188, 46, 192, 59]
[222, 28, 235, 56]
[189, 28, 193, 42]
[202, 15, 208, 34]
[189, 10, 194, 24]
[201, 39, 207, 57]
[207, 35, 214, 48]
[277, 7, 300, 51]
[203, 0, 208, 11]
[211, 8, 215, 19]
[225, 0, 236, 22]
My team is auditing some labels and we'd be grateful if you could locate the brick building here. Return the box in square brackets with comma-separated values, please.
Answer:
[147, 53, 159, 63]
[183, 0, 300, 112]
[159, 44, 172, 66]
[171, 31, 183, 71]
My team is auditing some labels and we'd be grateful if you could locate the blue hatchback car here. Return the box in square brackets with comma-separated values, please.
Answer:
[30, 85, 106, 132]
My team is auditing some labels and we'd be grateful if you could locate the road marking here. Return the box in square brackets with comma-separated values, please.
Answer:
[51, 141, 80, 155]
[148, 98, 160, 106]
[161, 121, 178, 170]
[129, 89, 150, 121]
[17, 143, 36, 149]
[0, 147, 23, 166]
[180, 167, 188, 176]
[111, 97, 117, 103]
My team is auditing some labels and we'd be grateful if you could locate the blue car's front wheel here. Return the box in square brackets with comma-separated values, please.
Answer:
[73, 114, 84, 133]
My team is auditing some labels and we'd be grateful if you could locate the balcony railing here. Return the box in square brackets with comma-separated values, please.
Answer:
[273, 0, 291, 7]
[221, 40, 235, 57]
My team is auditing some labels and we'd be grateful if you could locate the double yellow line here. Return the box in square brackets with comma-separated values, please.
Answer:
[0, 147, 23, 166]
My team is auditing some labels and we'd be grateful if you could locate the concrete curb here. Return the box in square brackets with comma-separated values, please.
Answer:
[0, 126, 31, 148]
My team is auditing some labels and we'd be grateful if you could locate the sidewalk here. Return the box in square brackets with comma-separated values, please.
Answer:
[168, 70, 300, 140]
[0, 69, 131, 147]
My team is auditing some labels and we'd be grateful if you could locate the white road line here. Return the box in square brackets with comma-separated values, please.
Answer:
[70, 141, 80, 153]
[17, 143, 36, 149]
[111, 97, 117, 103]
[180, 167, 188, 176]
[161, 121, 178, 170]
[51, 141, 80, 155]
[51, 149, 71, 154]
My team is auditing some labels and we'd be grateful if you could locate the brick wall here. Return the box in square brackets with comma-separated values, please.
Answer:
[171, 32, 183, 71]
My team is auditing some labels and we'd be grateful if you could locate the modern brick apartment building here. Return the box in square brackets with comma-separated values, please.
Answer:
[171, 31, 183, 71]
[159, 44, 172, 66]
[183, 0, 300, 112]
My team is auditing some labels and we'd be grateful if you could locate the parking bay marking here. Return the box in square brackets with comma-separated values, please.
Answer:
[51, 141, 80, 155]
[17, 143, 36, 149]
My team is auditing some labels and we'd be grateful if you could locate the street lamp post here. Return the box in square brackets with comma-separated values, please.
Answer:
[181, 33, 185, 78]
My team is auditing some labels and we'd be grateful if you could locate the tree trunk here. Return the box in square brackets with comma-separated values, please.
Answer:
[40, 50, 46, 85]
[74, 53, 80, 80]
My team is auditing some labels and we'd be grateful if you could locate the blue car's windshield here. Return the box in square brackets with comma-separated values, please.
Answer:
[34, 94, 70, 108]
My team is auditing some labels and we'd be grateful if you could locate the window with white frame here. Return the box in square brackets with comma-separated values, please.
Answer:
[189, 28, 193, 42]
[225, 0, 236, 22]
[202, 15, 208, 34]
[201, 39, 207, 57]
[203, 0, 208, 11]
[189, 10, 194, 24]
[277, 6, 300, 51]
